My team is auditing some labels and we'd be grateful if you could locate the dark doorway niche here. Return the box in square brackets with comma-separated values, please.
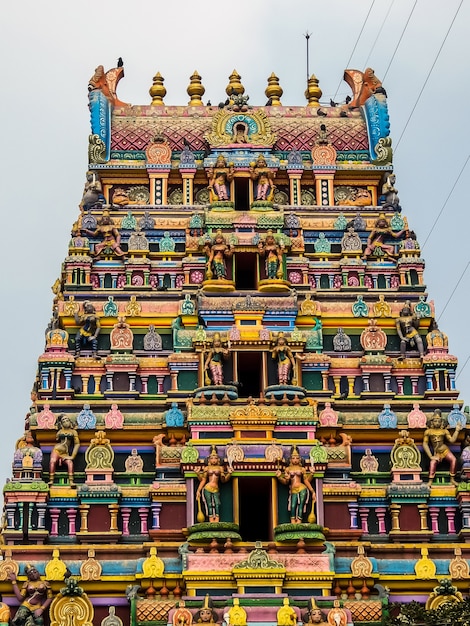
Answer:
[234, 178, 250, 211]
[235, 253, 257, 290]
[238, 476, 272, 541]
[237, 351, 262, 398]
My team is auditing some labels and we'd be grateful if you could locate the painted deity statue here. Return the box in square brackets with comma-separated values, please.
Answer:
[204, 231, 234, 281]
[85, 210, 126, 257]
[208, 155, 234, 202]
[80, 170, 104, 210]
[74, 302, 101, 357]
[49, 415, 80, 486]
[195, 446, 233, 523]
[423, 409, 462, 485]
[362, 214, 403, 261]
[250, 155, 275, 201]
[395, 300, 424, 359]
[276, 446, 316, 524]
[204, 333, 230, 386]
[194, 595, 220, 625]
[302, 600, 328, 626]
[271, 332, 296, 385]
[381, 173, 400, 209]
[258, 230, 284, 280]
[9, 565, 53, 626]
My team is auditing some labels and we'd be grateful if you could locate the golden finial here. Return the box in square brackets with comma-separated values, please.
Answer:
[187, 70, 205, 106]
[265, 72, 283, 106]
[226, 70, 245, 97]
[305, 73, 322, 107]
[149, 71, 166, 106]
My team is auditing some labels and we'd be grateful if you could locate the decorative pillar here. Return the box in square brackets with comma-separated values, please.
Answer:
[333, 376, 341, 396]
[170, 372, 178, 391]
[109, 504, 119, 532]
[429, 507, 439, 534]
[50, 508, 60, 537]
[36, 504, 47, 530]
[81, 374, 90, 394]
[147, 169, 170, 205]
[358, 508, 369, 533]
[396, 376, 404, 395]
[79, 504, 90, 533]
[180, 168, 197, 205]
[418, 504, 429, 531]
[376, 507, 387, 534]
[321, 371, 329, 391]
[362, 373, 370, 392]
[157, 376, 165, 394]
[141, 376, 148, 394]
[151, 502, 162, 529]
[390, 503, 401, 531]
[121, 507, 131, 536]
[445, 507, 456, 534]
[314, 173, 334, 206]
[66, 508, 77, 536]
[384, 374, 392, 393]
[138, 507, 149, 534]
[6, 504, 16, 529]
[348, 502, 359, 529]
[411, 376, 419, 395]
[287, 170, 303, 205]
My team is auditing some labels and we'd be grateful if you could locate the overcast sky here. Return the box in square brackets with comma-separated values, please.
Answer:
[1, 0, 469, 488]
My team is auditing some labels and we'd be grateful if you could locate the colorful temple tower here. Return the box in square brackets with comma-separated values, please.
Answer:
[1, 62, 468, 626]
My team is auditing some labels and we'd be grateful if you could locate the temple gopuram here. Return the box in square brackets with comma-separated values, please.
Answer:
[2, 61, 469, 626]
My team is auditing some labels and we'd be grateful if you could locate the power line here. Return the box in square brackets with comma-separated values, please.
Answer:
[363, 0, 395, 68]
[333, 0, 376, 101]
[382, 0, 417, 82]
[422, 154, 470, 249]
[456, 355, 470, 382]
[437, 260, 470, 323]
[394, 0, 464, 152]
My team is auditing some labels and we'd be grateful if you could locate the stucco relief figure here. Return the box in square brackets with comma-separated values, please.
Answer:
[74, 302, 100, 357]
[204, 333, 230, 386]
[258, 230, 284, 279]
[276, 446, 316, 524]
[395, 300, 424, 359]
[362, 214, 403, 261]
[303, 600, 328, 626]
[80, 170, 104, 210]
[9, 565, 53, 626]
[204, 231, 233, 280]
[250, 155, 275, 201]
[208, 155, 234, 202]
[195, 446, 233, 522]
[85, 210, 126, 257]
[381, 173, 400, 209]
[271, 332, 296, 385]
[423, 409, 462, 486]
[49, 415, 80, 486]
[194, 595, 220, 625]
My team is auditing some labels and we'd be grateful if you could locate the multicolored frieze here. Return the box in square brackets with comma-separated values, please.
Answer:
[2, 62, 468, 626]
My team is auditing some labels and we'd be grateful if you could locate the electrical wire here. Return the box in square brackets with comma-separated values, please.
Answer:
[437, 260, 470, 323]
[394, 0, 464, 152]
[333, 0, 376, 101]
[363, 0, 395, 68]
[456, 355, 470, 382]
[382, 0, 418, 82]
[422, 154, 469, 250]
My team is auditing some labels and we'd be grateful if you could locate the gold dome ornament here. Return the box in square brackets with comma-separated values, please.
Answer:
[149, 71, 166, 106]
[226, 70, 245, 97]
[305, 73, 322, 107]
[187, 70, 205, 106]
[265, 72, 283, 106]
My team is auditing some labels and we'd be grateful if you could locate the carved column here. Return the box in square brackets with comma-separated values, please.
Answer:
[358, 507, 369, 533]
[348, 503, 359, 529]
[121, 507, 131, 536]
[390, 503, 401, 531]
[151, 502, 162, 529]
[138, 507, 149, 534]
[376, 507, 387, 534]
[109, 504, 119, 531]
[50, 508, 60, 537]
[79, 504, 90, 533]
[418, 504, 429, 531]
[429, 507, 439, 534]
[66, 508, 77, 536]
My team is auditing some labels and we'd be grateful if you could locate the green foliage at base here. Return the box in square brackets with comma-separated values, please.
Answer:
[382, 599, 470, 625]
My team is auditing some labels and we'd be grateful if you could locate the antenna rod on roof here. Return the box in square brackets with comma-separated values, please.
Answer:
[304, 31, 311, 84]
